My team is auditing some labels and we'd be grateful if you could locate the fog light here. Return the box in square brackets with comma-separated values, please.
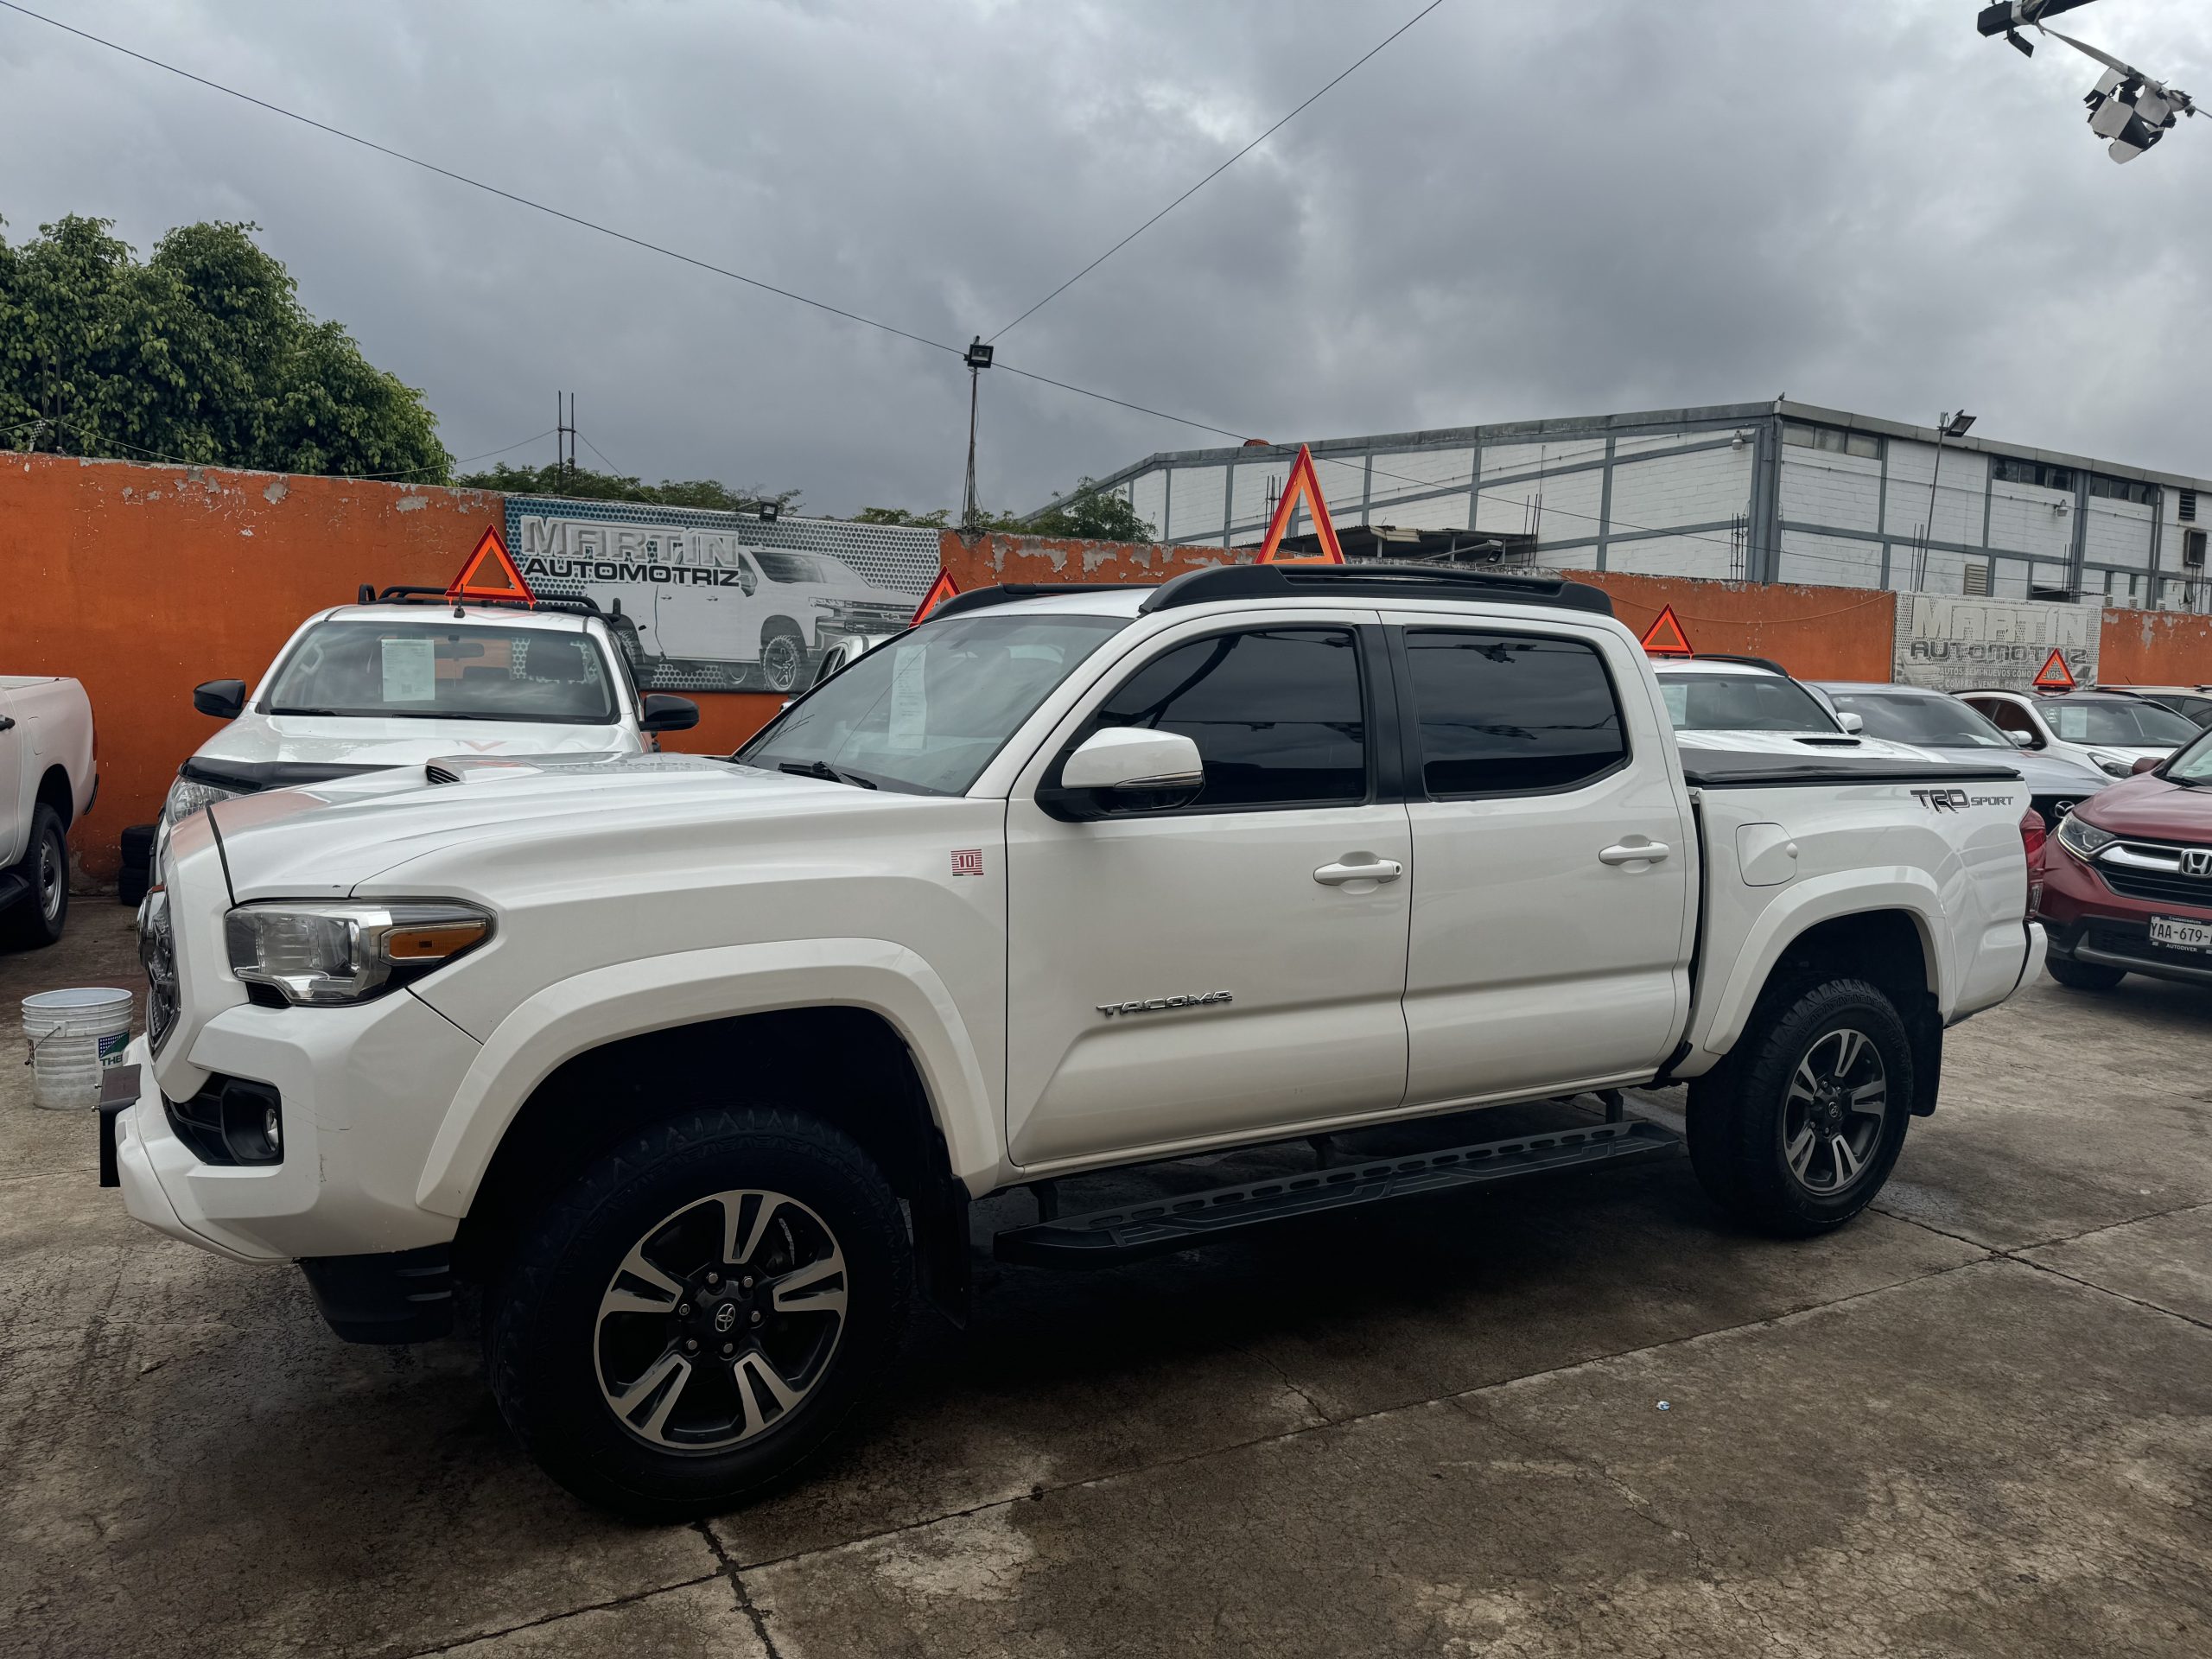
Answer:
[264, 1106, 283, 1152]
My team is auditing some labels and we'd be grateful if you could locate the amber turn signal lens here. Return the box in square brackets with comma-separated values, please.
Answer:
[385, 920, 488, 961]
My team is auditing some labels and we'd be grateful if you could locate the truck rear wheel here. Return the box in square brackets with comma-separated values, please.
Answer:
[1687, 977, 1913, 1236]
[1, 805, 68, 949]
[486, 1109, 910, 1519]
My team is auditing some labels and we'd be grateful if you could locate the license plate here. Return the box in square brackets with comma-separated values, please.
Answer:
[2149, 916, 2212, 953]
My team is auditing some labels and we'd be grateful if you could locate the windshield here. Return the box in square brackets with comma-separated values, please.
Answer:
[1657, 672, 1840, 734]
[263, 621, 620, 723]
[2169, 727, 2212, 784]
[753, 550, 826, 584]
[2047, 698, 2200, 747]
[738, 613, 1129, 794]
[1831, 691, 2010, 748]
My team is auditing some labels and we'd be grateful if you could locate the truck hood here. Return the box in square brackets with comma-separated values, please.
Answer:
[2070, 772, 2212, 842]
[192, 710, 636, 771]
[207, 753, 893, 899]
[1913, 744, 2110, 794]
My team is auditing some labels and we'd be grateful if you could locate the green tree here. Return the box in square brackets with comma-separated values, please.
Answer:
[0, 215, 448, 480]
[451, 460, 801, 514]
[854, 479, 1154, 543]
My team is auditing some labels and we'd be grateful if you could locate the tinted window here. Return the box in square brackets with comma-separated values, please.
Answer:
[1406, 630, 1625, 796]
[1973, 697, 2037, 738]
[1093, 628, 1365, 808]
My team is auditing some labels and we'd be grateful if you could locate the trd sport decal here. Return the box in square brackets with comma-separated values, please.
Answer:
[1910, 788, 2015, 812]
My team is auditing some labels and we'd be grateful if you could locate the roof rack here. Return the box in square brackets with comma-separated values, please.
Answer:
[931, 582, 1145, 620]
[1136, 563, 1614, 618]
[358, 584, 603, 617]
[1689, 652, 1791, 677]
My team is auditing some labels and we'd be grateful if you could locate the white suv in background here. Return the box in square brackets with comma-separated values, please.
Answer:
[1958, 688, 2202, 780]
[162, 593, 699, 829]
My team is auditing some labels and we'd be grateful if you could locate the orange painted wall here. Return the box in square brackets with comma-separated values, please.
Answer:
[0, 454, 779, 875]
[938, 531, 1899, 681]
[2098, 606, 2212, 686]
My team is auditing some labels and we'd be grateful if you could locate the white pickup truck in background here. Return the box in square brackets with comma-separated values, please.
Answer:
[0, 674, 97, 948]
[111, 563, 2044, 1516]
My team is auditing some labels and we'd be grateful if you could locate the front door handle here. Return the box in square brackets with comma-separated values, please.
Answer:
[0, 717, 14, 732]
[1313, 855, 1403, 887]
[1599, 841, 1670, 867]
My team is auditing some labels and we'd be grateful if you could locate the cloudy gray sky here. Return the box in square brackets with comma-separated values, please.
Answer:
[3, 0, 2207, 515]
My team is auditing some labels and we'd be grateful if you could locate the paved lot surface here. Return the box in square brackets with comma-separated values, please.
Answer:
[5, 905, 2212, 1657]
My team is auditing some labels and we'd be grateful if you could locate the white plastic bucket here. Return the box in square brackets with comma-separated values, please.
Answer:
[22, 988, 136, 1111]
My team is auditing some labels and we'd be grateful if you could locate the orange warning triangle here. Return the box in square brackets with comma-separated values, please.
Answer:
[2032, 648, 2076, 690]
[448, 525, 532, 601]
[1639, 604, 1694, 658]
[910, 569, 960, 625]
[1255, 445, 1346, 564]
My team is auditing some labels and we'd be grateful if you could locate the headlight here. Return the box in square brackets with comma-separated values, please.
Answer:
[2056, 813, 2116, 861]
[225, 901, 493, 1006]
[165, 773, 247, 823]
[2093, 755, 2133, 779]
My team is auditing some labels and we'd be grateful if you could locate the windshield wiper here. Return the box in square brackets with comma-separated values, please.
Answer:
[269, 706, 342, 716]
[779, 760, 877, 790]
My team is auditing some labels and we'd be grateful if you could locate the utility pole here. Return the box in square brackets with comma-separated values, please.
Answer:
[960, 338, 993, 529]
[1916, 410, 1975, 590]
[556, 391, 577, 488]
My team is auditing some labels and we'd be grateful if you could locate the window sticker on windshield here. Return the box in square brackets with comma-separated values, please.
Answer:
[380, 637, 437, 702]
[888, 645, 927, 750]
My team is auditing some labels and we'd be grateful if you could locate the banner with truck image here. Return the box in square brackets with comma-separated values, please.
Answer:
[504, 497, 939, 694]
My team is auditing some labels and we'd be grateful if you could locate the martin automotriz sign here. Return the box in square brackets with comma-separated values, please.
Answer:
[505, 498, 939, 695]
[1892, 595, 2098, 693]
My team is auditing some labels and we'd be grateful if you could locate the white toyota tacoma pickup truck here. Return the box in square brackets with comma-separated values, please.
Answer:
[109, 564, 2046, 1516]
[160, 589, 699, 829]
[1, 673, 97, 947]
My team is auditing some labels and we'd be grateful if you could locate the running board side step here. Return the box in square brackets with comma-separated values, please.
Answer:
[994, 1120, 1680, 1268]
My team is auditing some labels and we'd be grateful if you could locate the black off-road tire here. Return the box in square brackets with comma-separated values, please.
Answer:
[1, 805, 68, 949]
[2045, 953, 2126, 992]
[1687, 977, 1915, 1237]
[486, 1109, 910, 1519]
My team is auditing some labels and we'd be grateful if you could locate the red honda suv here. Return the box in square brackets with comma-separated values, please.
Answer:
[2038, 721, 2212, 990]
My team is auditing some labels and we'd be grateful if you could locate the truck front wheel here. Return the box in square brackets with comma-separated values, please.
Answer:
[1687, 977, 1913, 1236]
[486, 1109, 910, 1519]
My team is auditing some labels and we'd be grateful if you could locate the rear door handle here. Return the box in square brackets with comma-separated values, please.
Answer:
[1599, 841, 1670, 866]
[1313, 855, 1403, 887]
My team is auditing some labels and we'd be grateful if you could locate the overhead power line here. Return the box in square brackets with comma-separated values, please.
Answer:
[985, 0, 1446, 344]
[0, 0, 1269, 452]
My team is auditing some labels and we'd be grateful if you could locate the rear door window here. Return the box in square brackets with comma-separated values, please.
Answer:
[1402, 629, 1627, 797]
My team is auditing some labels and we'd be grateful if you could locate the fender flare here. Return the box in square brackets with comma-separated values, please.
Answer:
[412, 938, 996, 1218]
[1685, 873, 1948, 1071]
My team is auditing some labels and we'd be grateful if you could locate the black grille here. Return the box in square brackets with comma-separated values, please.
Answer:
[2097, 863, 2212, 909]
[2087, 920, 2212, 972]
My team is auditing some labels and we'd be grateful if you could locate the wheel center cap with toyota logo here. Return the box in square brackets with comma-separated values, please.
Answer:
[713, 1303, 739, 1333]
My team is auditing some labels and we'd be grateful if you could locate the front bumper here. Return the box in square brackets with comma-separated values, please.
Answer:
[112, 985, 481, 1265]
[2039, 843, 2212, 987]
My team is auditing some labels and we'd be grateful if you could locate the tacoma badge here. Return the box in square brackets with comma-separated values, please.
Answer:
[1096, 991, 1234, 1018]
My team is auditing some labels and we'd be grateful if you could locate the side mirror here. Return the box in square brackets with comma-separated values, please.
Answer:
[193, 679, 246, 719]
[1039, 728, 1205, 820]
[640, 694, 699, 734]
[2006, 728, 2035, 749]
[2131, 754, 2164, 775]
[1836, 710, 1865, 734]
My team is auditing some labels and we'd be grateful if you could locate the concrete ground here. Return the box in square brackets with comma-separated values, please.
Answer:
[5, 906, 2212, 1659]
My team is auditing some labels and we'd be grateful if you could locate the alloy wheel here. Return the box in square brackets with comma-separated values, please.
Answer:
[1781, 1027, 1888, 1195]
[594, 1188, 848, 1451]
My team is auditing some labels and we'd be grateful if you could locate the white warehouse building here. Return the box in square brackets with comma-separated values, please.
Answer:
[1079, 399, 2210, 613]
